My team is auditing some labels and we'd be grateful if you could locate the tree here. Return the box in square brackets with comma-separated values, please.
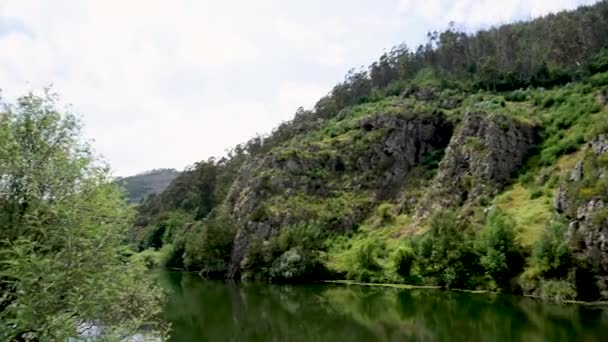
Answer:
[0, 91, 166, 340]
[415, 210, 480, 289]
[477, 210, 524, 291]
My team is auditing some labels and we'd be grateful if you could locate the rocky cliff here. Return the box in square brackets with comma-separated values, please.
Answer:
[132, 23, 608, 299]
[555, 135, 608, 293]
[225, 110, 453, 278]
[417, 113, 537, 216]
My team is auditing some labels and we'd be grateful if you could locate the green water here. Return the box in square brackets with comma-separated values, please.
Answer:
[158, 271, 608, 341]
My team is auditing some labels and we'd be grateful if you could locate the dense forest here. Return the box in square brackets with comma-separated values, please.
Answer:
[134, 0, 608, 302]
[116, 169, 179, 204]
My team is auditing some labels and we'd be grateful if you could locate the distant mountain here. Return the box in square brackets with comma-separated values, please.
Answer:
[117, 169, 179, 204]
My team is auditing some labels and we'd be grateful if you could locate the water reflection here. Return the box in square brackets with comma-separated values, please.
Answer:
[158, 271, 608, 342]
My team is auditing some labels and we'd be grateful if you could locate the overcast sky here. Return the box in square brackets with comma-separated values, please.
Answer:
[0, 0, 599, 176]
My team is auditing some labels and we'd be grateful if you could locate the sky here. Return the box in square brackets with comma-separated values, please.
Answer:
[0, 0, 599, 176]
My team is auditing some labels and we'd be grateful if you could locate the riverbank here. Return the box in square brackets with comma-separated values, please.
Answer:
[323, 280, 608, 306]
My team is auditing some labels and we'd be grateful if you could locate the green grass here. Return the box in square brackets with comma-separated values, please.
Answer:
[494, 184, 553, 246]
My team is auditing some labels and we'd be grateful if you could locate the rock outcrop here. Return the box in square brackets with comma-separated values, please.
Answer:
[225, 110, 453, 278]
[554, 135, 608, 289]
[417, 113, 536, 216]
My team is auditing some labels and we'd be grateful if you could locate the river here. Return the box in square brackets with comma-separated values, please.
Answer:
[157, 271, 608, 341]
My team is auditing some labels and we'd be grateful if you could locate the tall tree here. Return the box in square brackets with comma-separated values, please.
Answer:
[0, 91, 166, 340]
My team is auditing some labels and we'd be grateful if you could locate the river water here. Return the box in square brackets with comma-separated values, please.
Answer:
[158, 271, 608, 341]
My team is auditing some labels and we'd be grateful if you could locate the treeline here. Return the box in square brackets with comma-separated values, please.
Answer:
[313, 1, 608, 119]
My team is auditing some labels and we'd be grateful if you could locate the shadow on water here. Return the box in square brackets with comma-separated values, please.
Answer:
[157, 271, 608, 342]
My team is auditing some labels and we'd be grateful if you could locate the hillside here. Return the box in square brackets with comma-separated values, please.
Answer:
[117, 168, 179, 203]
[133, 1, 608, 302]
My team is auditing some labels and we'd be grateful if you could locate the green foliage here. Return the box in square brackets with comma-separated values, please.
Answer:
[354, 241, 383, 272]
[477, 210, 524, 291]
[0, 92, 166, 340]
[420, 148, 446, 169]
[504, 89, 529, 102]
[376, 203, 396, 225]
[392, 246, 415, 279]
[589, 49, 608, 74]
[269, 247, 326, 282]
[241, 221, 328, 282]
[415, 210, 481, 289]
[531, 223, 573, 279]
[183, 211, 237, 276]
[590, 72, 608, 87]
[539, 280, 577, 302]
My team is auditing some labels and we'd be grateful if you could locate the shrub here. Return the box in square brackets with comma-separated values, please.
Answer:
[376, 203, 396, 225]
[276, 221, 326, 252]
[531, 223, 572, 279]
[143, 224, 166, 250]
[269, 247, 326, 281]
[392, 246, 415, 278]
[355, 241, 382, 271]
[183, 213, 237, 276]
[133, 248, 162, 269]
[159, 242, 185, 269]
[504, 89, 528, 102]
[539, 280, 576, 302]
[589, 49, 608, 74]
[241, 221, 329, 281]
[241, 236, 272, 280]
[415, 210, 481, 289]
[477, 210, 524, 291]
[421, 148, 446, 169]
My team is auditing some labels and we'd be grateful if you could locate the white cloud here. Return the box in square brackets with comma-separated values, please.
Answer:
[398, 0, 599, 28]
[0, 0, 599, 175]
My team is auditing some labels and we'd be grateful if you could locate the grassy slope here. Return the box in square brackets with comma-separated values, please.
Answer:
[313, 73, 608, 281]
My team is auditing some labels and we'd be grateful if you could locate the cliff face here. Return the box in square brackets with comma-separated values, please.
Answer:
[225, 110, 453, 278]
[555, 135, 608, 290]
[417, 113, 537, 216]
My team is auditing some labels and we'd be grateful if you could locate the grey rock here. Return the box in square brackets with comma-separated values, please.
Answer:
[555, 185, 569, 213]
[570, 160, 584, 182]
[225, 110, 453, 277]
[417, 112, 536, 215]
[591, 134, 608, 155]
[556, 135, 608, 291]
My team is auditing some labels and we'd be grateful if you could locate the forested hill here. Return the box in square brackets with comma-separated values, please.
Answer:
[133, 1, 608, 302]
[116, 168, 179, 203]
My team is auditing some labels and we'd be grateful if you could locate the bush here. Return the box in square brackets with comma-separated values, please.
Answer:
[355, 241, 382, 271]
[531, 223, 572, 279]
[143, 224, 166, 250]
[183, 212, 237, 276]
[241, 221, 329, 281]
[376, 203, 396, 225]
[133, 248, 162, 269]
[276, 221, 326, 252]
[415, 210, 481, 289]
[589, 49, 608, 74]
[504, 89, 528, 102]
[392, 246, 415, 278]
[269, 247, 326, 281]
[539, 280, 577, 302]
[159, 242, 185, 269]
[477, 210, 524, 291]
